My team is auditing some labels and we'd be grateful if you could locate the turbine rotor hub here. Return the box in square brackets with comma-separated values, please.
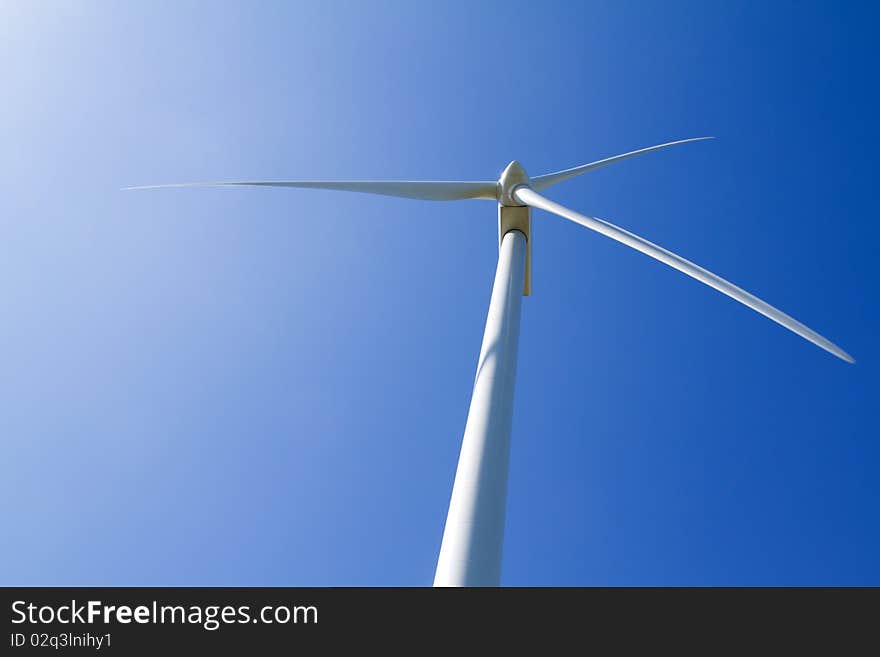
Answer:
[497, 160, 530, 206]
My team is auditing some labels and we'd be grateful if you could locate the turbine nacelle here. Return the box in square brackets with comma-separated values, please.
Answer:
[497, 160, 532, 295]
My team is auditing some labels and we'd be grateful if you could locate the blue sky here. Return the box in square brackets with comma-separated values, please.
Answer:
[1, 1, 877, 585]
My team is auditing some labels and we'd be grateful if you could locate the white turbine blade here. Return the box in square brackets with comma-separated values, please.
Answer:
[515, 187, 854, 363]
[531, 137, 714, 191]
[123, 180, 498, 201]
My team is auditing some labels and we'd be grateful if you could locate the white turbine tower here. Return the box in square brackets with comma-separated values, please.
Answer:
[128, 137, 854, 587]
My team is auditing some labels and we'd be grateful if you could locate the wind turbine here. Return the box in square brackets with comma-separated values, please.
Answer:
[128, 136, 854, 587]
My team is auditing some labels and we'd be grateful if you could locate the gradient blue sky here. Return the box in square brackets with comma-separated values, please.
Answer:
[1, 1, 877, 585]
